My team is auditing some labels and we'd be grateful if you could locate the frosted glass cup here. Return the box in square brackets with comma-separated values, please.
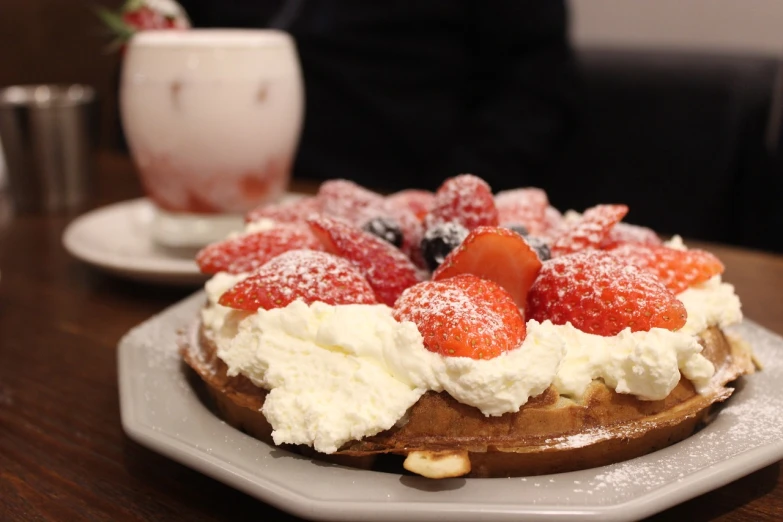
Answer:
[120, 29, 304, 247]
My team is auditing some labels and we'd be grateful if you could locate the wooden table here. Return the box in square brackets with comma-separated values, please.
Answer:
[1, 152, 782, 521]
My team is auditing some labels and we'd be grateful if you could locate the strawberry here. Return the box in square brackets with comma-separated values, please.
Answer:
[97, 0, 190, 53]
[425, 174, 499, 231]
[195, 224, 323, 275]
[607, 243, 724, 294]
[386, 189, 435, 221]
[307, 215, 421, 306]
[550, 204, 629, 257]
[123, 6, 176, 30]
[432, 226, 542, 309]
[393, 274, 526, 360]
[244, 196, 321, 225]
[494, 188, 549, 235]
[600, 222, 662, 250]
[218, 250, 377, 311]
[315, 179, 429, 268]
[527, 250, 687, 336]
[316, 179, 386, 224]
[539, 205, 568, 243]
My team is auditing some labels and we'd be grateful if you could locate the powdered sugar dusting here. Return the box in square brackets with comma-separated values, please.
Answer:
[425, 174, 499, 230]
[119, 293, 206, 427]
[607, 243, 724, 294]
[566, 320, 783, 502]
[551, 204, 628, 257]
[316, 179, 386, 223]
[223, 249, 377, 309]
[601, 222, 663, 248]
[244, 195, 320, 225]
[495, 187, 549, 234]
[528, 250, 687, 336]
[120, 293, 206, 371]
[394, 276, 524, 358]
[196, 223, 323, 274]
[309, 215, 421, 306]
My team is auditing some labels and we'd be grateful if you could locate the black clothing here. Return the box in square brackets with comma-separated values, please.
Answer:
[180, 0, 577, 191]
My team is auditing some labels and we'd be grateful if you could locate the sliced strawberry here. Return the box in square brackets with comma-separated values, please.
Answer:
[218, 249, 377, 311]
[316, 179, 386, 224]
[527, 250, 687, 336]
[393, 274, 526, 360]
[244, 196, 320, 225]
[539, 205, 568, 243]
[432, 226, 542, 309]
[386, 189, 435, 221]
[607, 243, 724, 294]
[600, 222, 662, 250]
[307, 215, 421, 306]
[196, 224, 323, 275]
[495, 188, 549, 235]
[425, 174, 499, 231]
[550, 204, 629, 257]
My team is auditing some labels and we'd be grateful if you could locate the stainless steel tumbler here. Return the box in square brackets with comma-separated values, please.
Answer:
[0, 84, 97, 213]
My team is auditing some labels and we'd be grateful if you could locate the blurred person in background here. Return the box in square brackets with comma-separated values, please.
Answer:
[177, 0, 579, 191]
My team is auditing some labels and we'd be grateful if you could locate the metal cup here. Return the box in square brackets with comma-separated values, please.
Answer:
[0, 84, 97, 213]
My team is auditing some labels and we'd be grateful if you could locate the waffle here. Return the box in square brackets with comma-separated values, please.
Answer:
[181, 319, 755, 478]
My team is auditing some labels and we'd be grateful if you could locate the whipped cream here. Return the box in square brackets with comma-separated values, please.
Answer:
[202, 271, 250, 345]
[219, 302, 431, 453]
[552, 322, 711, 400]
[678, 276, 742, 336]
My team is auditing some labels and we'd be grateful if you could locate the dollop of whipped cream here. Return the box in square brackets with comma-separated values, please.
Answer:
[202, 271, 250, 345]
[220, 302, 430, 453]
[552, 323, 711, 400]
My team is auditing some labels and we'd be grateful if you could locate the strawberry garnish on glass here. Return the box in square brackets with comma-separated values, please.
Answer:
[96, 0, 191, 53]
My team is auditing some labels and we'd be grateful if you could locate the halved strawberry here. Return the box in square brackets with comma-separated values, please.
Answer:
[218, 249, 377, 311]
[393, 274, 526, 360]
[316, 179, 386, 224]
[599, 222, 662, 250]
[195, 224, 323, 275]
[550, 204, 629, 257]
[307, 215, 421, 306]
[495, 187, 549, 235]
[386, 189, 435, 221]
[432, 226, 542, 309]
[122, 5, 180, 30]
[607, 243, 724, 294]
[244, 196, 320, 225]
[538, 206, 568, 244]
[425, 174, 499, 231]
[527, 250, 687, 336]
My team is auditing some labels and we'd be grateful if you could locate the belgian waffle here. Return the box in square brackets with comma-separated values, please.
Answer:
[182, 319, 755, 478]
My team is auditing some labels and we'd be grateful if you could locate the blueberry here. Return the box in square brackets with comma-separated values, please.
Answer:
[505, 223, 530, 237]
[362, 217, 403, 248]
[525, 236, 551, 261]
[421, 222, 469, 271]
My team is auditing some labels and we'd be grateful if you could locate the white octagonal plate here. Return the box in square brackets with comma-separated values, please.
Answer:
[118, 293, 783, 522]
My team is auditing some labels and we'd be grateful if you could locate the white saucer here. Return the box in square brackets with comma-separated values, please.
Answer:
[63, 198, 209, 286]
